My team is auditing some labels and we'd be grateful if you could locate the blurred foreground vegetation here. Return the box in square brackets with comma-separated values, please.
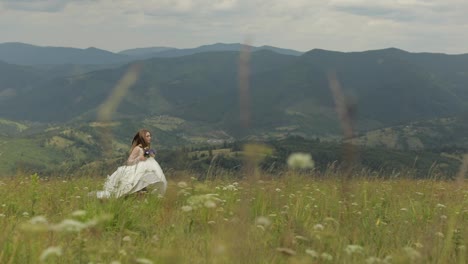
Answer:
[0, 172, 466, 263]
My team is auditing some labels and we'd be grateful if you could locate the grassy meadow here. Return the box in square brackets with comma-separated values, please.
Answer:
[0, 171, 466, 264]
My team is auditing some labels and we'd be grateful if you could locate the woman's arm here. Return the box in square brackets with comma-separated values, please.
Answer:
[127, 146, 146, 165]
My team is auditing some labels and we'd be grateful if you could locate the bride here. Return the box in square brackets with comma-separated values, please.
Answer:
[96, 129, 167, 198]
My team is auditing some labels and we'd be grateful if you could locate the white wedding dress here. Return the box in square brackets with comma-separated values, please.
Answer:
[96, 147, 167, 199]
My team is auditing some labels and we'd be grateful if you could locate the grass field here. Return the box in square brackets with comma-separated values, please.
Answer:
[0, 172, 466, 263]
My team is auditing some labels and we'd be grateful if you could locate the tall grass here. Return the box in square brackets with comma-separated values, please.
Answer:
[0, 172, 466, 263]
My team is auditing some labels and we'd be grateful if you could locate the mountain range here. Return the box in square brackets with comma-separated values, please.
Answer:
[0, 42, 303, 65]
[1, 42, 468, 175]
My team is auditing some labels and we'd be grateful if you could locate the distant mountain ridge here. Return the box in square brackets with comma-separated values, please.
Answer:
[2, 47, 468, 140]
[0, 42, 303, 65]
[0, 42, 130, 65]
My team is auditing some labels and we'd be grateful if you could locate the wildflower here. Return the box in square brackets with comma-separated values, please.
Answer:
[181, 206, 193, 212]
[287, 153, 315, 169]
[436, 203, 446, 209]
[122, 236, 131, 242]
[275, 188, 281, 192]
[207, 221, 216, 225]
[321, 253, 333, 261]
[51, 219, 88, 232]
[366, 256, 391, 264]
[22, 212, 29, 217]
[345, 245, 364, 255]
[276, 247, 296, 256]
[440, 215, 447, 220]
[204, 200, 216, 208]
[136, 258, 154, 264]
[414, 242, 423, 248]
[186, 194, 221, 209]
[305, 249, 318, 258]
[71, 210, 86, 217]
[313, 224, 324, 231]
[255, 216, 271, 227]
[435, 232, 444, 238]
[223, 184, 237, 191]
[400, 208, 408, 212]
[177, 181, 188, 188]
[0, 214, 5, 217]
[39, 246, 62, 262]
[295, 235, 309, 242]
[30, 216, 48, 224]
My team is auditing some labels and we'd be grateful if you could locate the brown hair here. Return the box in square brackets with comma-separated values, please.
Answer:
[130, 129, 151, 153]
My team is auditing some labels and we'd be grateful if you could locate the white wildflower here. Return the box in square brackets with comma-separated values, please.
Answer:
[22, 212, 29, 217]
[295, 235, 309, 242]
[321, 252, 333, 261]
[287, 153, 315, 169]
[177, 181, 188, 188]
[136, 258, 154, 264]
[305, 249, 318, 258]
[39, 246, 62, 262]
[181, 206, 193, 212]
[204, 200, 216, 208]
[122, 236, 131, 242]
[30, 216, 48, 224]
[0, 213, 5, 217]
[313, 224, 324, 231]
[345, 244, 364, 255]
[223, 184, 237, 191]
[436, 203, 446, 209]
[71, 210, 86, 217]
[51, 219, 88, 232]
[255, 216, 271, 227]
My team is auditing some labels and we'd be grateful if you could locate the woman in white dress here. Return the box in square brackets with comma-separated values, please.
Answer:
[96, 129, 167, 198]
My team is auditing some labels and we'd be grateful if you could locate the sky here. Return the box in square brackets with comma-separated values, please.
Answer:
[1, 0, 467, 54]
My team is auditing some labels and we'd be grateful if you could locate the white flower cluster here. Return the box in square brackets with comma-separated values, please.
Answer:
[21, 212, 111, 233]
[287, 153, 315, 170]
[181, 194, 223, 212]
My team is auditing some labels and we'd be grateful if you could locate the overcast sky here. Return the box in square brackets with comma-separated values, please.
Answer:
[1, 0, 467, 54]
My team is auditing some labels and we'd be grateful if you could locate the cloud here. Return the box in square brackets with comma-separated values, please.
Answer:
[0, 0, 75, 12]
[0, 0, 468, 54]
